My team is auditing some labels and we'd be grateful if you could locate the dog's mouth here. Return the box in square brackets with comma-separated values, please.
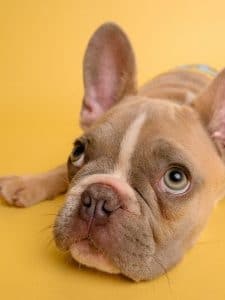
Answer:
[70, 238, 120, 274]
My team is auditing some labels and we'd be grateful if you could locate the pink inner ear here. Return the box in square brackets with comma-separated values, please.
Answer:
[80, 23, 136, 129]
[81, 53, 121, 128]
[210, 97, 225, 146]
[81, 87, 105, 128]
[81, 68, 117, 128]
[211, 131, 225, 148]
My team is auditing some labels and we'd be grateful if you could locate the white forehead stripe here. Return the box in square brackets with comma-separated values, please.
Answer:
[115, 112, 146, 179]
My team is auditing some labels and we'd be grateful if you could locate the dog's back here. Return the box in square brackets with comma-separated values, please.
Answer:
[139, 64, 216, 104]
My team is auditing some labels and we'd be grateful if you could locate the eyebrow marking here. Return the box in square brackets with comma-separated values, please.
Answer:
[114, 112, 146, 179]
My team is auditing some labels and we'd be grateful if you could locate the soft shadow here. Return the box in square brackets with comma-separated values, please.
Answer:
[0, 197, 10, 207]
[45, 245, 132, 285]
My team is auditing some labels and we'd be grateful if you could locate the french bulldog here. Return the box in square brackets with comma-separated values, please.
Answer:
[1, 23, 225, 282]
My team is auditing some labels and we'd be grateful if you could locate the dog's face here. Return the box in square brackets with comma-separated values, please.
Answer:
[54, 23, 225, 281]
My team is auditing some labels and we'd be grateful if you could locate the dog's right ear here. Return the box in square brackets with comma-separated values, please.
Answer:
[193, 68, 225, 161]
[80, 23, 137, 129]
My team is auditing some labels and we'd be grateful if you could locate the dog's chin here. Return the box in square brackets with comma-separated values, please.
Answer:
[70, 240, 120, 274]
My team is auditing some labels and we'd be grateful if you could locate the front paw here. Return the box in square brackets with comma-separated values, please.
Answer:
[0, 176, 45, 207]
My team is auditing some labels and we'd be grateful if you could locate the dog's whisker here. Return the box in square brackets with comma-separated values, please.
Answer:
[39, 223, 54, 233]
[61, 176, 70, 185]
[152, 256, 172, 292]
[45, 236, 56, 249]
[195, 239, 224, 246]
[41, 213, 58, 217]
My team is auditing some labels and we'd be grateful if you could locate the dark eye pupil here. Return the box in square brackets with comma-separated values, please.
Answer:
[73, 142, 85, 157]
[169, 170, 183, 182]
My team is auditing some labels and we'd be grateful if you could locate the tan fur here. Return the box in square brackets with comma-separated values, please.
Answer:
[0, 165, 68, 207]
[1, 23, 225, 281]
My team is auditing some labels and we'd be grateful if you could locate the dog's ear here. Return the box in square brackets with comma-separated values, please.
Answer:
[80, 22, 137, 129]
[193, 69, 225, 160]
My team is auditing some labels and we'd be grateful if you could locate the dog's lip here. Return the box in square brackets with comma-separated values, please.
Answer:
[70, 238, 120, 274]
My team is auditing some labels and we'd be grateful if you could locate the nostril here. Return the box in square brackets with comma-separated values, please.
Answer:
[79, 191, 96, 222]
[80, 184, 122, 225]
[102, 201, 121, 214]
[102, 201, 113, 214]
[81, 193, 92, 208]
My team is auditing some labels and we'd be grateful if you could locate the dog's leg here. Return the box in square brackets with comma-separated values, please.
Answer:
[0, 164, 68, 207]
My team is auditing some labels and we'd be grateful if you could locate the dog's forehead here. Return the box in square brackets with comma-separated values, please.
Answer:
[89, 97, 198, 142]
[83, 97, 210, 177]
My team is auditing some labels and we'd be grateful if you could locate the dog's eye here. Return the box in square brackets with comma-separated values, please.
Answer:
[161, 167, 190, 194]
[70, 140, 86, 167]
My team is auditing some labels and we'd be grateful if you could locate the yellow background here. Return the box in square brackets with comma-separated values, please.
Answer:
[1, 1, 225, 299]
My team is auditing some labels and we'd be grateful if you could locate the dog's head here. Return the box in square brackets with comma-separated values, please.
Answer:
[54, 23, 225, 281]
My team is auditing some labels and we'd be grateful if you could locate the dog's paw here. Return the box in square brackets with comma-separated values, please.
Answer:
[0, 175, 46, 207]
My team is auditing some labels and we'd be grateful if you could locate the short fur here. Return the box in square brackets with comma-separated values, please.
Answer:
[1, 23, 225, 281]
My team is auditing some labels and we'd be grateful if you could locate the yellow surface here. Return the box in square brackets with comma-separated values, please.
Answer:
[1, 1, 225, 299]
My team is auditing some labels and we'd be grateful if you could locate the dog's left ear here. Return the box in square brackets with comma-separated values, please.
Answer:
[193, 69, 225, 160]
[80, 23, 137, 129]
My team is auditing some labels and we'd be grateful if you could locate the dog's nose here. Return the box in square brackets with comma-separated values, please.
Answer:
[79, 183, 121, 225]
